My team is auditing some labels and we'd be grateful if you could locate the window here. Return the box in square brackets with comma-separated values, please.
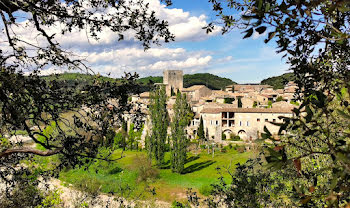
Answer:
[257, 118, 260, 122]
[265, 119, 268, 122]
[246, 121, 249, 126]
[273, 119, 276, 122]
[216, 120, 218, 126]
[239, 121, 242, 126]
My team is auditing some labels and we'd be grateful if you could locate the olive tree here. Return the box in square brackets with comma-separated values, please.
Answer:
[0, 0, 174, 203]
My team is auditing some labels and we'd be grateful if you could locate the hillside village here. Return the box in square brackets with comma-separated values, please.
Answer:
[131, 70, 298, 143]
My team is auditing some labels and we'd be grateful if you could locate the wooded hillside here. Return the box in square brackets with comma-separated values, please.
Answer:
[138, 73, 237, 90]
[260, 73, 295, 89]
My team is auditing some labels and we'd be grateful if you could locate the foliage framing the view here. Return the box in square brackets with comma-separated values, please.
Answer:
[0, 0, 174, 204]
[183, 0, 350, 207]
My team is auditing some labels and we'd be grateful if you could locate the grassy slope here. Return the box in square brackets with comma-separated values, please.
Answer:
[59, 148, 252, 202]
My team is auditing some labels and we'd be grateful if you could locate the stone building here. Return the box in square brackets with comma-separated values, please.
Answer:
[225, 84, 272, 93]
[182, 85, 212, 102]
[199, 106, 293, 142]
[130, 69, 299, 145]
[163, 70, 183, 96]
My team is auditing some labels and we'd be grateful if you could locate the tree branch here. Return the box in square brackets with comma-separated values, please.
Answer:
[0, 147, 63, 158]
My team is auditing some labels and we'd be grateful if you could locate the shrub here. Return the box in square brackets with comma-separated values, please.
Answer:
[36, 190, 62, 208]
[199, 184, 214, 196]
[230, 136, 241, 141]
[171, 200, 190, 208]
[236, 146, 246, 153]
[113, 132, 124, 148]
[221, 133, 226, 140]
[223, 98, 235, 104]
[132, 155, 159, 182]
[75, 177, 102, 197]
[200, 144, 206, 149]
[276, 96, 283, 102]
[0, 183, 42, 208]
[228, 143, 233, 149]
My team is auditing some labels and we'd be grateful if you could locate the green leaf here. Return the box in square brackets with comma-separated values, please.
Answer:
[264, 125, 272, 137]
[243, 28, 254, 39]
[255, 26, 267, 34]
[336, 109, 350, 120]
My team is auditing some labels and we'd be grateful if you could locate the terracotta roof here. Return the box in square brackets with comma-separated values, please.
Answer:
[231, 84, 272, 90]
[182, 85, 207, 92]
[284, 88, 297, 93]
[140, 92, 150, 98]
[201, 96, 213, 100]
[211, 90, 235, 98]
[201, 107, 293, 114]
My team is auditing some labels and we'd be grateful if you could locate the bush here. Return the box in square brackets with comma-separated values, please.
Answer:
[224, 98, 235, 104]
[230, 136, 241, 141]
[200, 144, 206, 149]
[0, 182, 61, 208]
[221, 133, 226, 140]
[228, 143, 233, 149]
[113, 132, 125, 148]
[75, 177, 102, 197]
[132, 155, 159, 182]
[0, 183, 42, 208]
[171, 200, 190, 208]
[236, 146, 246, 153]
[276, 96, 283, 102]
[199, 184, 214, 196]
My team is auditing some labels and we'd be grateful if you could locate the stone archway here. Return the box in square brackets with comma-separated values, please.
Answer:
[238, 130, 247, 140]
[222, 129, 233, 140]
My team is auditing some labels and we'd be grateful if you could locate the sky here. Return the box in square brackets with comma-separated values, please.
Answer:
[6, 0, 291, 83]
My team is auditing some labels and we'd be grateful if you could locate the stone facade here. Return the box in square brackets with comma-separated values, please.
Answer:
[182, 85, 212, 102]
[131, 70, 298, 144]
[200, 107, 293, 142]
[163, 70, 183, 96]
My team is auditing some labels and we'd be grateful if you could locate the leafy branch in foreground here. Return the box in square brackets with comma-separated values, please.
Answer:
[0, 68, 141, 194]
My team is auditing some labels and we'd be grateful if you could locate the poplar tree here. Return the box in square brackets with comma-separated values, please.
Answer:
[197, 116, 205, 145]
[171, 92, 193, 173]
[148, 85, 168, 166]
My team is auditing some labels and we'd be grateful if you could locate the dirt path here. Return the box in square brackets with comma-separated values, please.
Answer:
[45, 179, 170, 208]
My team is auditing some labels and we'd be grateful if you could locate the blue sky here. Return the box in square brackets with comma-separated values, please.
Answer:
[165, 0, 291, 83]
[3, 0, 291, 83]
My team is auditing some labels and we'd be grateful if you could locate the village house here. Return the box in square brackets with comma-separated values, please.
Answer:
[132, 70, 297, 144]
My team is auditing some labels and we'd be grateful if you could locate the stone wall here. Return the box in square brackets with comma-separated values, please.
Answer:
[163, 70, 183, 96]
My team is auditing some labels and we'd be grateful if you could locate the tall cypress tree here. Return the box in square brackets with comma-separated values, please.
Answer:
[197, 116, 205, 145]
[149, 85, 168, 166]
[171, 92, 193, 173]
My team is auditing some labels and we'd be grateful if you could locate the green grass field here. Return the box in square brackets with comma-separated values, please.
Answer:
[59, 148, 253, 202]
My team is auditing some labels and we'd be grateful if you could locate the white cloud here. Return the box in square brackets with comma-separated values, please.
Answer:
[77, 47, 213, 77]
[1, 0, 221, 77]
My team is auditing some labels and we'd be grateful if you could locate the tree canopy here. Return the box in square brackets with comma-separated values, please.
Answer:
[187, 0, 350, 206]
[0, 0, 174, 201]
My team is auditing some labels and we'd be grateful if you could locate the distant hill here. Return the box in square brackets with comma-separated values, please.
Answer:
[260, 73, 295, 89]
[138, 73, 237, 90]
[41, 73, 118, 87]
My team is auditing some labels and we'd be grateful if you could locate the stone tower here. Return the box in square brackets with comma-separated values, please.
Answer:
[163, 70, 183, 96]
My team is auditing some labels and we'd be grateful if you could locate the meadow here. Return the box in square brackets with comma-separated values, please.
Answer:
[58, 147, 253, 203]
